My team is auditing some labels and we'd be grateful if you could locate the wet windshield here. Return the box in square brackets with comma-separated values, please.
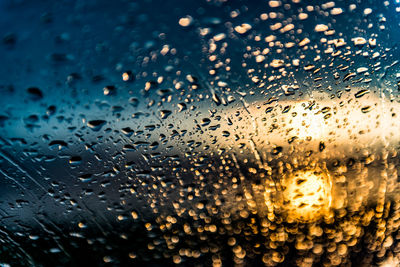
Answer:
[1, 0, 400, 266]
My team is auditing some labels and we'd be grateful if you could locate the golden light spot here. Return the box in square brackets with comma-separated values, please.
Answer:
[279, 167, 332, 222]
[315, 24, 329, 32]
[131, 211, 138, 220]
[178, 16, 192, 27]
[234, 23, 252, 34]
[122, 72, 130, 81]
[128, 252, 136, 259]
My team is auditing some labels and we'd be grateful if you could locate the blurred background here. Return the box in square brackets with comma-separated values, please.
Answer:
[0, 0, 400, 266]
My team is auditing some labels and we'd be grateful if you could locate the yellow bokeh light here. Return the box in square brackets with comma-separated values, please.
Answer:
[279, 167, 332, 222]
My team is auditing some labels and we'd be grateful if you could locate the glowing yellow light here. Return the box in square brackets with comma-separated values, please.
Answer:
[280, 167, 332, 222]
[289, 108, 327, 141]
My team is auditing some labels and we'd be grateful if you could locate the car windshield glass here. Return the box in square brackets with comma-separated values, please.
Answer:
[1, 0, 400, 266]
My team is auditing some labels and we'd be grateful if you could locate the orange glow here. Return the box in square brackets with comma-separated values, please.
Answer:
[279, 167, 332, 222]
